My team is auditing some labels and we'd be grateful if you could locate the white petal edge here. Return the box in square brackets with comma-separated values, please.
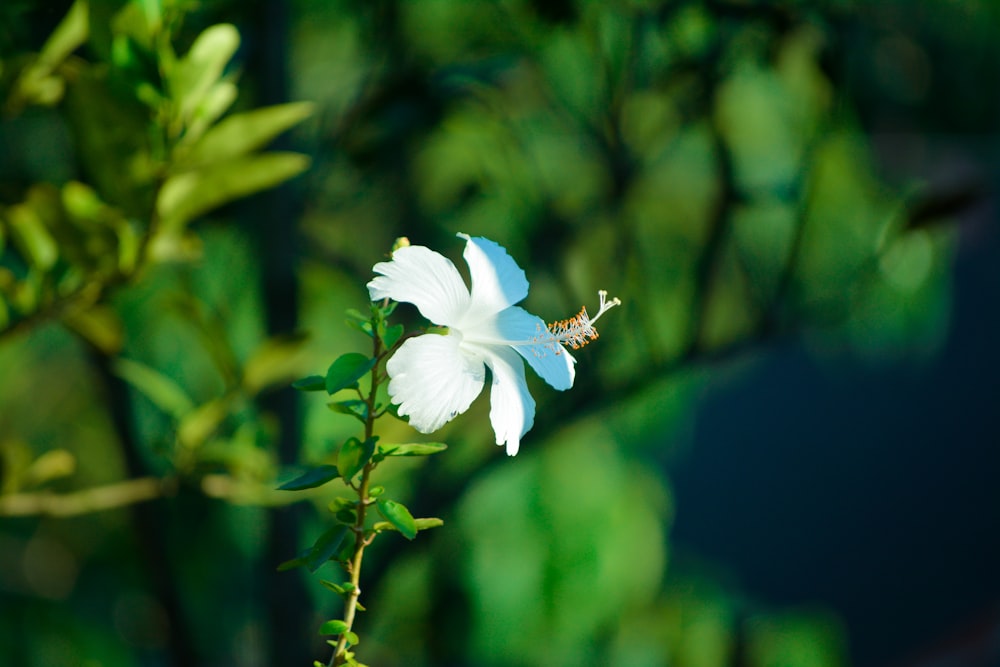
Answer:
[367, 245, 470, 325]
[386, 334, 485, 433]
[492, 306, 576, 391]
[478, 345, 536, 456]
[458, 233, 529, 319]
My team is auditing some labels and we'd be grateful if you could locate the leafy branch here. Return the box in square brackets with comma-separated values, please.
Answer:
[279, 300, 444, 667]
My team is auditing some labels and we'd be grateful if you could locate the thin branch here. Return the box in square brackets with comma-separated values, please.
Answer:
[0, 476, 175, 517]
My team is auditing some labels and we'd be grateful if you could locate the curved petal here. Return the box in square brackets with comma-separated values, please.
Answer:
[368, 245, 470, 325]
[386, 334, 485, 433]
[491, 306, 576, 391]
[458, 233, 529, 319]
[475, 345, 536, 456]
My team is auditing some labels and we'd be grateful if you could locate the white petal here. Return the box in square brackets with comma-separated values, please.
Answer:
[493, 306, 576, 391]
[477, 345, 536, 456]
[367, 245, 470, 325]
[458, 233, 529, 318]
[386, 334, 484, 433]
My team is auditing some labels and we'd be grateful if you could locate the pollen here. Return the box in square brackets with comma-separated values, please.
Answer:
[545, 290, 622, 350]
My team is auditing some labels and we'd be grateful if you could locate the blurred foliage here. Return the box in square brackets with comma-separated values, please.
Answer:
[1, 0, 992, 665]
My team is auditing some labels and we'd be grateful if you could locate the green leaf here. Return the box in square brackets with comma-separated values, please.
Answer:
[38, 0, 89, 68]
[328, 497, 356, 512]
[318, 619, 349, 636]
[177, 399, 228, 449]
[376, 499, 418, 540]
[325, 353, 376, 394]
[382, 323, 405, 350]
[63, 305, 123, 355]
[413, 517, 444, 531]
[112, 358, 194, 419]
[306, 525, 349, 573]
[345, 309, 374, 337]
[171, 23, 240, 123]
[276, 557, 306, 572]
[278, 465, 339, 491]
[344, 631, 360, 647]
[374, 517, 443, 534]
[292, 375, 326, 392]
[6, 201, 58, 271]
[157, 152, 311, 230]
[182, 101, 315, 167]
[376, 442, 448, 458]
[319, 580, 346, 596]
[337, 437, 376, 482]
[328, 400, 369, 422]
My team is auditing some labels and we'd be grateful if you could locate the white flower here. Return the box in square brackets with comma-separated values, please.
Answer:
[367, 233, 619, 456]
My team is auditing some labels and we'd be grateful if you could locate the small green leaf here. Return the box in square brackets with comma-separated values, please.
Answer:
[177, 399, 228, 449]
[377, 300, 398, 317]
[325, 353, 376, 394]
[318, 619, 349, 636]
[7, 201, 58, 271]
[38, 0, 89, 69]
[335, 508, 357, 524]
[376, 499, 418, 540]
[172, 23, 240, 123]
[337, 437, 376, 482]
[382, 323, 405, 350]
[183, 101, 315, 167]
[277, 549, 309, 572]
[377, 442, 448, 458]
[292, 375, 326, 391]
[278, 465, 339, 491]
[320, 580, 346, 596]
[328, 400, 369, 422]
[344, 631, 360, 647]
[328, 497, 356, 512]
[157, 152, 310, 230]
[368, 485, 385, 497]
[345, 309, 374, 337]
[306, 525, 348, 572]
[112, 358, 194, 420]
[374, 517, 443, 534]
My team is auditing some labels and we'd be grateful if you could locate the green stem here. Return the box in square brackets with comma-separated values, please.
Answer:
[330, 325, 384, 667]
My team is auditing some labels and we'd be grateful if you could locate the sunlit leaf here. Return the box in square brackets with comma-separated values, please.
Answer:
[6, 202, 58, 271]
[63, 305, 123, 355]
[38, 0, 89, 67]
[171, 23, 240, 123]
[182, 101, 315, 167]
[177, 399, 228, 449]
[376, 499, 418, 540]
[318, 619, 349, 636]
[157, 152, 311, 230]
[113, 358, 194, 420]
[374, 517, 443, 534]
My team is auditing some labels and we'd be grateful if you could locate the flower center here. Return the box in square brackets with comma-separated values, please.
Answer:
[542, 290, 621, 351]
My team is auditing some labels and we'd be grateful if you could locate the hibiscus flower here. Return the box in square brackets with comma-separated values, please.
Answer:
[367, 233, 619, 456]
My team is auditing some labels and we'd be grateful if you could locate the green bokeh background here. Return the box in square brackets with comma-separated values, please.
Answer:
[1, 1, 997, 666]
